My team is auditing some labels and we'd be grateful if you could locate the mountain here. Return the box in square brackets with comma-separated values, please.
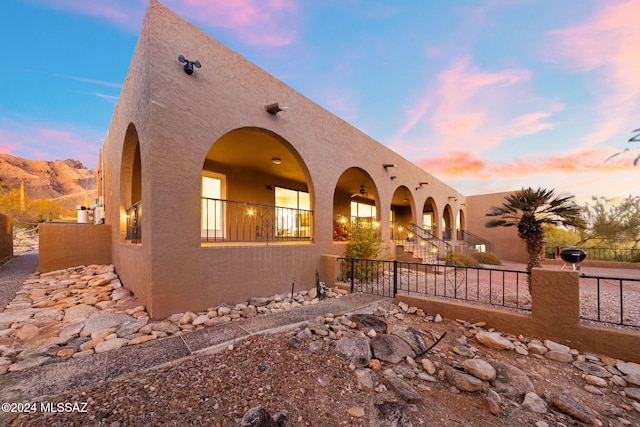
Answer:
[0, 154, 98, 210]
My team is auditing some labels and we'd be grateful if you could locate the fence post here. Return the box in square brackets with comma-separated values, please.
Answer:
[393, 260, 398, 296]
[350, 258, 355, 293]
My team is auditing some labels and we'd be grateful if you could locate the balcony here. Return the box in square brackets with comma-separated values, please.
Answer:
[202, 197, 312, 243]
[333, 215, 380, 241]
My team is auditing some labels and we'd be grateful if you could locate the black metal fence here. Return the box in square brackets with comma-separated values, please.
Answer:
[337, 258, 531, 311]
[546, 246, 640, 263]
[579, 274, 640, 327]
[337, 257, 640, 328]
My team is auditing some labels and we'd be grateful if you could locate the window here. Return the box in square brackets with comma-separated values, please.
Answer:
[351, 201, 376, 219]
[275, 187, 311, 238]
[201, 173, 226, 239]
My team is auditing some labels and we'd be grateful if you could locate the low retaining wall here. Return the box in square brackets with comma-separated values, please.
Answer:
[39, 223, 112, 273]
[0, 214, 12, 260]
[320, 255, 640, 364]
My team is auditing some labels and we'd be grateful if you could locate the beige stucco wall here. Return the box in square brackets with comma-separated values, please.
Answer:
[39, 223, 112, 273]
[466, 191, 528, 262]
[102, 1, 471, 318]
[0, 214, 12, 260]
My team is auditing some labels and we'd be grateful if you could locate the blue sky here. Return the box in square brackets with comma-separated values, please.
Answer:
[1, 0, 639, 203]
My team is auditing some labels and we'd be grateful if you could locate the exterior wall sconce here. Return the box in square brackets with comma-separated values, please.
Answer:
[448, 196, 458, 202]
[383, 163, 397, 179]
[265, 103, 286, 114]
[178, 55, 201, 75]
[416, 182, 429, 190]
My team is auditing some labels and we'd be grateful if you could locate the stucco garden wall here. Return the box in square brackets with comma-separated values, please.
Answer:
[39, 223, 112, 273]
[0, 214, 12, 261]
[395, 268, 640, 364]
[466, 191, 528, 263]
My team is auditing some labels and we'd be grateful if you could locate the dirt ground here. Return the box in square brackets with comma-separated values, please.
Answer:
[6, 299, 640, 427]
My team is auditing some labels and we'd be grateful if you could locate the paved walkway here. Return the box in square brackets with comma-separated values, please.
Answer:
[1, 252, 386, 400]
[0, 251, 39, 311]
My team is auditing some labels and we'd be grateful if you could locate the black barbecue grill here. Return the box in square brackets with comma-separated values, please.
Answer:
[560, 246, 586, 270]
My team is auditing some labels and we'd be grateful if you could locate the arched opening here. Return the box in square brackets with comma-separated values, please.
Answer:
[456, 209, 466, 240]
[332, 168, 379, 241]
[120, 123, 142, 243]
[390, 186, 414, 241]
[442, 204, 454, 241]
[201, 127, 313, 243]
[422, 197, 438, 235]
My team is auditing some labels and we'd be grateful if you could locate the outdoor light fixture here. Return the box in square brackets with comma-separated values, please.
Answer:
[272, 157, 282, 165]
[448, 196, 458, 202]
[265, 103, 286, 114]
[178, 55, 201, 75]
[383, 163, 396, 169]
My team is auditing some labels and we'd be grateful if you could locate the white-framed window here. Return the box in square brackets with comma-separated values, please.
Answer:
[201, 172, 226, 238]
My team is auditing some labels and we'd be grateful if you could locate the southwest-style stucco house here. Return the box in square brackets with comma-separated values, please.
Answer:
[45, 0, 524, 319]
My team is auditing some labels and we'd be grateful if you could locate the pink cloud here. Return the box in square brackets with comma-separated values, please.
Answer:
[392, 58, 558, 157]
[41, 0, 298, 47]
[546, 0, 640, 149]
[415, 147, 636, 181]
[0, 119, 102, 166]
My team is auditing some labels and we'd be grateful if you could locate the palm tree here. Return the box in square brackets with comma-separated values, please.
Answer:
[485, 187, 585, 289]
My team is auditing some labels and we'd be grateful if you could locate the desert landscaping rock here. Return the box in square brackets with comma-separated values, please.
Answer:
[370, 333, 415, 364]
[475, 331, 515, 350]
[461, 358, 497, 381]
[389, 324, 429, 355]
[335, 336, 372, 367]
[522, 392, 548, 413]
[0, 263, 351, 376]
[2, 262, 640, 426]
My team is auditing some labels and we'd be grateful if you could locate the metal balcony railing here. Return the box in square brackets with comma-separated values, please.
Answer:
[333, 215, 380, 241]
[459, 230, 494, 253]
[202, 197, 312, 242]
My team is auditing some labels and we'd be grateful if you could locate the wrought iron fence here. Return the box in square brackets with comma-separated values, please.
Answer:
[579, 274, 640, 327]
[125, 201, 141, 243]
[201, 197, 312, 242]
[337, 258, 531, 311]
[546, 246, 640, 262]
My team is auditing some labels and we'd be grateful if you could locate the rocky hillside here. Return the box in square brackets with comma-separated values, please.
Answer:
[0, 154, 97, 210]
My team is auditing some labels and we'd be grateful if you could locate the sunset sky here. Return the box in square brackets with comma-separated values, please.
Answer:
[1, 0, 639, 203]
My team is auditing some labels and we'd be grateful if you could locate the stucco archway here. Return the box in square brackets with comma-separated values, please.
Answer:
[201, 127, 313, 243]
[422, 197, 438, 235]
[332, 168, 379, 241]
[442, 204, 454, 241]
[390, 186, 415, 240]
[120, 123, 142, 243]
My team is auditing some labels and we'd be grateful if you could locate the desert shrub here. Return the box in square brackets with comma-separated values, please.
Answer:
[469, 251, 502, 265]
[341, 225, 384, 282]
[443, 253, 479, 267]
[632, 253, 640, 263]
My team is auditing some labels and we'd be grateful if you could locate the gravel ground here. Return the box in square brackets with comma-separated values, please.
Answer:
[6, 299, 640, 427]
[3, 254, 640, 426]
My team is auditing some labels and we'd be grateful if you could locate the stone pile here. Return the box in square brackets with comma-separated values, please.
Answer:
[0, 264, 345, 374]
[283, 301, 640, 426]
[12, 228, 39, 255]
